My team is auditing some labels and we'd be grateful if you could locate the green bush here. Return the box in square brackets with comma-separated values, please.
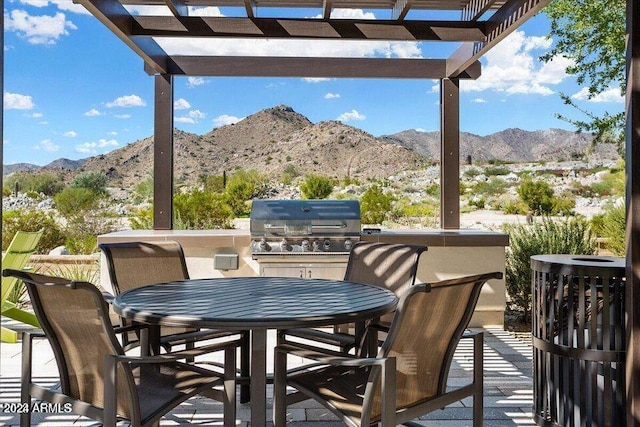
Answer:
[504, 217, 596, 320]
[551, 192, 576, 215]
[70, 171, 109, 195]
[4, 172, 65, 196]
[224, 169, 267, 215]
[54, 187, 102, 217]
[300, 174, 333, 199]
[133, 176, 154, 203]
[474, 177, 508, 196]
[463, 167, 482, 178]
[174, 190, 234, 229]
[593, 202, 626, 255]
[281, 164, 299, 185]
[499, 198, 528, 215]
[361, 184, 395, 224]
[589, 170, 625, 197]
[517, 178, 555, 214]
[63, 212, 119, 254]
[483, 165, 510, 176]
[2, 209, 65, 254]
[129, 207, 154, 230]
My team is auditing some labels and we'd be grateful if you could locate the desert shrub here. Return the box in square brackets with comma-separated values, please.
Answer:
[174, 190, 234, 229]
[468, 197, 486, 209]
[2, 209, 65, 254]
[70, 171, 108, 195]
[504, 217, 596, 320]
[463, 167, 482, 178]
[475, 177, 508, 196]
[63, 212, 120, 254]
[4, 172, 65, 196]
[589, 169, 625, 197]
[551, 192, 576, 215]
[424, 183, 440, 197]
[224, 169, 267, 215]
[133, 176, 154, 203]
[3, 187, 12, 197]
[361, 184, 395, 224]
[281, 164, 299, 185]
[129, 207, 154, 229]
[484, 165, 510, 176]
[200, 174, 226, 193]
[300, 174, 333, 199]
[517, 178, 555, 214]
[54, 187, 102, 216]
[592, 202, 626, 256]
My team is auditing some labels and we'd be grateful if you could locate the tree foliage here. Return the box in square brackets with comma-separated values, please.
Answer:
[4, 172, 65, 196]
[2, 209, 65, 254]
[542, 0, 626, 149]
[517, 178, 555, 214]
[174, 190, 234, 229]
[70, 171, 109, 195]
[361, 184, 395, 224]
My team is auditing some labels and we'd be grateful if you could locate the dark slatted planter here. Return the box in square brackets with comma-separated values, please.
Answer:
[531, 255, 626, 427]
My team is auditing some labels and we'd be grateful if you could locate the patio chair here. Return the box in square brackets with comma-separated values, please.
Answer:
[99, 240, 250, 401]
[274, 271, 503, 427]
[1, 229, 43, 343]
[3, 268, 238, 427]
[281, 241, 426, 354]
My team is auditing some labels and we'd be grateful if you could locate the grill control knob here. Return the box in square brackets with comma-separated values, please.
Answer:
[301, 239, 310, 251]
[258, 238, 271, 252]
[344, 239, 353, 251]
[312, 240, 321, 252]
[323, 239, 332, 251]
[281, 238, 292, 251]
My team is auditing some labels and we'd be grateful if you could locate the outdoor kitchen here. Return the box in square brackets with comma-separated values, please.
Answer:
[97, 199, 508, 327]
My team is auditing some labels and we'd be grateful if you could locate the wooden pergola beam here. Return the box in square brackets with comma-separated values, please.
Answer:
[78, 0, 172, 74]
[164, 0, 188, 17]
[461, 0, 499, 21]
[391, 0, 413, 20]
[130, 16, 487, 41]
[167, 56, 455, 78]
[447, 0, 550, 77]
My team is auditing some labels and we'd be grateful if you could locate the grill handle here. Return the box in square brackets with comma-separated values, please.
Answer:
[263, 224, 347, 230]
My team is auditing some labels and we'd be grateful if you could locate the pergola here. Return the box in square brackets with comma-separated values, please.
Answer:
[1, 0, 639, 423]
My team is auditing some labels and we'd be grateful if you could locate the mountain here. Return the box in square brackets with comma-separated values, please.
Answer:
[2, 163, 41, 176]
[382, 128, 619, 162]
[2, 106, 621, 187]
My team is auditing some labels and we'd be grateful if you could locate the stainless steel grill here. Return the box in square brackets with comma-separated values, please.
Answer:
[250, 199, 361, 258]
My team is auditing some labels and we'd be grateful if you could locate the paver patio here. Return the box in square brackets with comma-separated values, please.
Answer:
[0, 322, 535, 426]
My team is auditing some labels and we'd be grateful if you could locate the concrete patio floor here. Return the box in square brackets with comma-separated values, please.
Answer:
[0, 324, 535, 426]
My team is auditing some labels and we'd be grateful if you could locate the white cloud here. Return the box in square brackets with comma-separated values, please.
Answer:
[51, 0, 92, 15]
[471, 98, 487, 103]
[572, 86, 625, 103]
[337, 109, 366, 122]
[414, 128, 426, 132]
[187, 77, 207, 87]
[175, 116, 196, 124]
[189, 6, 223, 16]
[303, 78, 331, 83]
[175, 109, 206, 124]
[114, 114, 132, 119]
[63, 130, 77, 137]
[4, 92, 35, 110]
[34, 139, 59, 152]
[174, 98, 191, 110]
[20, 0, 48, 7]
[324, 93, 341, 99]
[31, 112, 43, 118]
[4, 9, 77, 45]
[106, 94, 146, 108]
[189, 109, 205, 119]
[75, 139, 119, 154]
[460, 30, 572, 96]
[213, 114, 243, 127]
[158, 37, 422, 59]
[84, 108, 101, 116]
[108, 131, 118, 135]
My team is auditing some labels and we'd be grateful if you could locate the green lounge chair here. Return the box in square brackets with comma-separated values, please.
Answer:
[1, 230, 43, 343]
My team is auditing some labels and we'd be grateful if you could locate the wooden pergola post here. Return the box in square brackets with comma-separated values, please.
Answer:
[626, 0, 640, 424]
[153, 74, 174, 230]
[440, 78, 461, 229]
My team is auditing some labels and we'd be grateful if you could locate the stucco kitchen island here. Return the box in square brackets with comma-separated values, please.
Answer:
[98, 228, 508, 327]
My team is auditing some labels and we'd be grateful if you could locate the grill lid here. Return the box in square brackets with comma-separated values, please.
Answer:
[250, 199, 361, 237]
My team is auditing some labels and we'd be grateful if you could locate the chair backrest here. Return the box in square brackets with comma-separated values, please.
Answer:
[2, 269, 138, 419]
[99, 241, 189, 294]
[344, 242, 426, 296]
[367, 271, 503, 419]
[1, 230, 43, 303]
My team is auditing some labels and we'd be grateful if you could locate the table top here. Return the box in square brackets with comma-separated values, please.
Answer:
[113, 276, 398, 330]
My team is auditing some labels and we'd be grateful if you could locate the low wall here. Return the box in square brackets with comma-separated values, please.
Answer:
[98, 228, 508, 327]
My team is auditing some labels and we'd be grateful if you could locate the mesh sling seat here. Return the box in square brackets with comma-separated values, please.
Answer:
[2, 269, 238, 427]
[274, 271, 503, 427]
[99, 240, 251, 401]
[281, 241, 426, 353]
[1, 229, 43, 343]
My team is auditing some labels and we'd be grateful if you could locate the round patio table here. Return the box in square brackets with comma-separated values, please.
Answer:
[113, 276, 398, 426]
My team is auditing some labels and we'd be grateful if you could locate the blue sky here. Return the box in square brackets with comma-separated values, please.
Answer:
[2, 1, 625, 166]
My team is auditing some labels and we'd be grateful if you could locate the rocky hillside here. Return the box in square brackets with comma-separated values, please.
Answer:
[3, 105, 622, 191]
[383, 128, 619, 162]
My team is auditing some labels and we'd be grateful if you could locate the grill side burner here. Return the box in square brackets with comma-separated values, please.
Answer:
[250, 199, 361, 259]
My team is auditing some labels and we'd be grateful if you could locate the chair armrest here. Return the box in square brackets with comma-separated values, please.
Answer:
[110, 339, 242, 364]
[275, 342, 389, 368]
[101, 291, 115, 304]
